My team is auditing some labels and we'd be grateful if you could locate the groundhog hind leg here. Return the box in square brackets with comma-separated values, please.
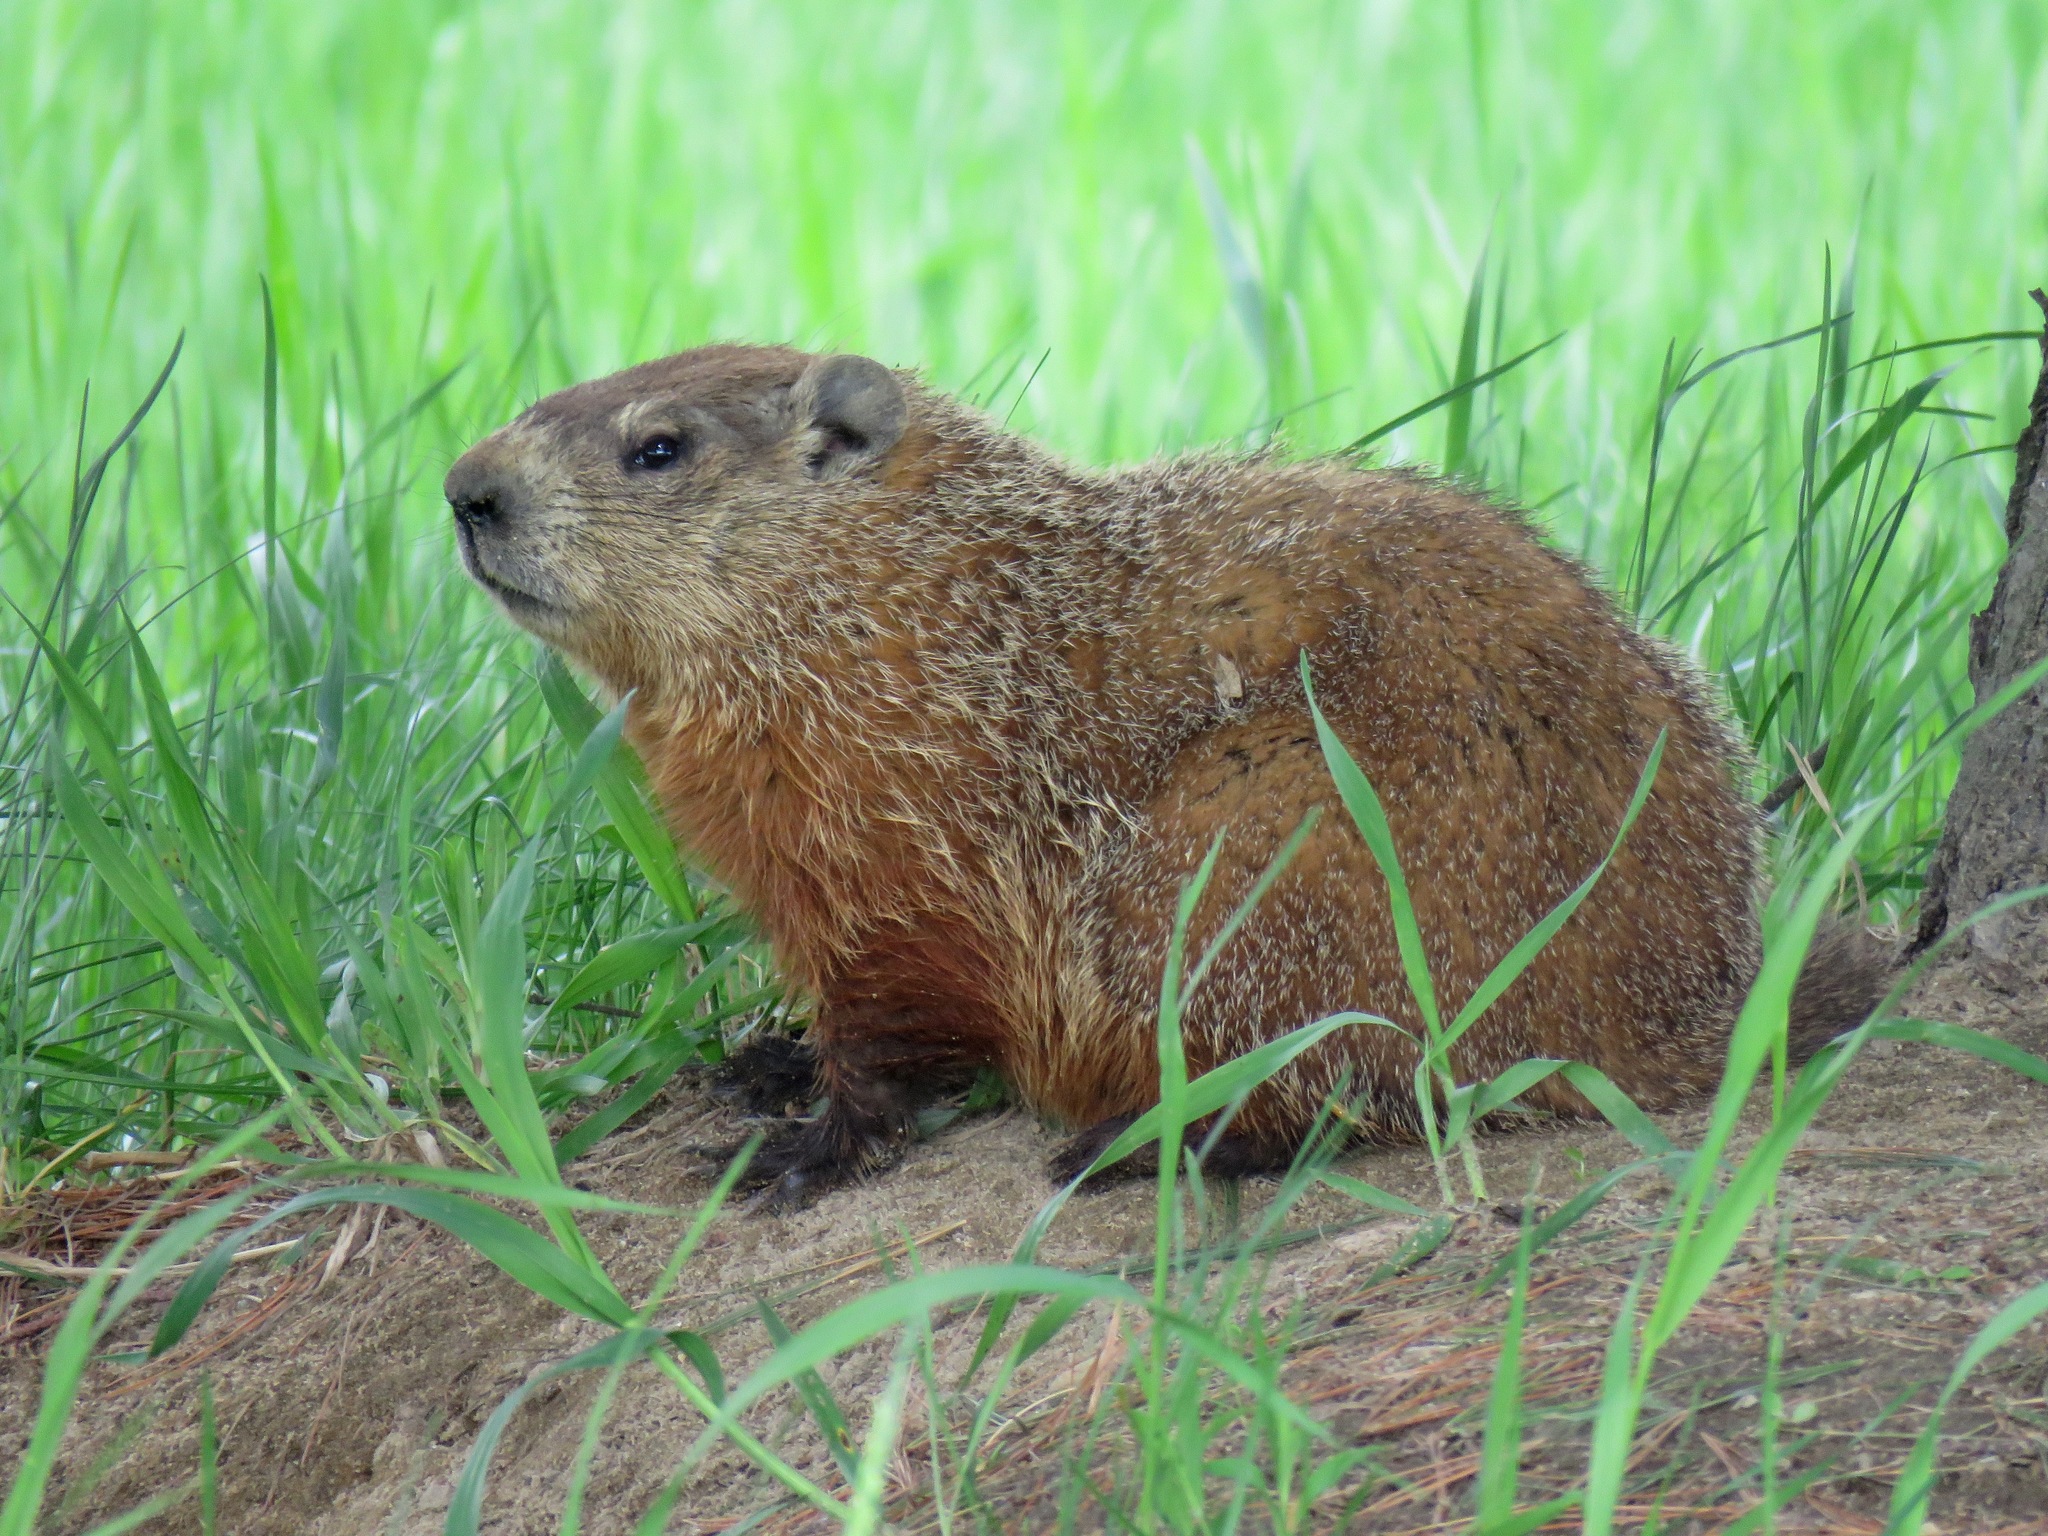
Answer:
[1060, 717, 1429, 1189]
[1048, 1112, 1297, 1187]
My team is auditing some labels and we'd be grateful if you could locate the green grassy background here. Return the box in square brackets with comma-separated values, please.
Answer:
[4, 0, 2046, 1166]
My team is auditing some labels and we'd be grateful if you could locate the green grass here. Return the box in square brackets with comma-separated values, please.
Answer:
[4, 1, 2048, 1529]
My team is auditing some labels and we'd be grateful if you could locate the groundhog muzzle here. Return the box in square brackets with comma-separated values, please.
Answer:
[446, 343, 1888, 1205]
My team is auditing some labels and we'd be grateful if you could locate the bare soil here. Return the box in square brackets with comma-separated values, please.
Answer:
[6, 959, 2048, 1534]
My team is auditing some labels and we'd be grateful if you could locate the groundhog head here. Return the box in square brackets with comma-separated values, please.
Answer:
[445, 343, 908, 676]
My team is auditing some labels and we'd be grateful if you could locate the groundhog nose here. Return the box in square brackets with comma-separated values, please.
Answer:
[445, 455, 510, 530]
[450, 490, 499, 530]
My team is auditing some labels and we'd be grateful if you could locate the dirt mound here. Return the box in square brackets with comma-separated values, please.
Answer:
[7, 962, 2048, 1534]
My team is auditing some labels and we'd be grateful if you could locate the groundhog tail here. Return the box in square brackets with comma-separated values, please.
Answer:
[1785, 918, 1896, 1064]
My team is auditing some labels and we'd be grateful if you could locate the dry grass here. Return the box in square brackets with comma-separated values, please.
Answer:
[0, 1163, 276, 1354]
[693, 1149, 2048, 1534]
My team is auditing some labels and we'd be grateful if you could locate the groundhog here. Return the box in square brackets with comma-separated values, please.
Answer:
[446, 344, 1887, 1203]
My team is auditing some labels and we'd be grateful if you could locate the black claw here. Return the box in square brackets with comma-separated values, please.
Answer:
[722, 1119, 882, 1208]
[729, 1123, 812, 1188]
[704, 1047, 921, 1210]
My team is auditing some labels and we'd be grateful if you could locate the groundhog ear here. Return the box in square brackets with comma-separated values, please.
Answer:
[792, 354, 906, 478]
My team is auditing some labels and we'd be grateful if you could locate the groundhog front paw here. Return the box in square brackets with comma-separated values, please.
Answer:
[711, 1034, 819, 1117]
[716, 1095, 915, 1210]
[725, 1122, 854, 1210]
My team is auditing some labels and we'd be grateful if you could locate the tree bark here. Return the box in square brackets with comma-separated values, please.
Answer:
[1913, 288, 2048, 976]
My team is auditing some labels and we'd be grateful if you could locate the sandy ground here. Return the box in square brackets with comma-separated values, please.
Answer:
[5, 959, 2048, 1534]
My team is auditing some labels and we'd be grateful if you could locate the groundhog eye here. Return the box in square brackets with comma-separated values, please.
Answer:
[628, 434, 685, 470]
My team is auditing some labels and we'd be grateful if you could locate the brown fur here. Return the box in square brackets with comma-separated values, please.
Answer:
[446, 344, 1888, 1201]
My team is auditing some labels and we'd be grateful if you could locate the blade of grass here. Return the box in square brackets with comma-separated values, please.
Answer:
[1475, 1205, 1534, 1529]
[1345, 333, 1564, 455]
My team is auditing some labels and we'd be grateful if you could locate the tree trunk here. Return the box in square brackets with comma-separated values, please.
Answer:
[1912, 288, 2048, 977]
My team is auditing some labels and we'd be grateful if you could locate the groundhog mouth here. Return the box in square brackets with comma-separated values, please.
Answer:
[456, 524, 563, 622]
[473, 568, 555, 616]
